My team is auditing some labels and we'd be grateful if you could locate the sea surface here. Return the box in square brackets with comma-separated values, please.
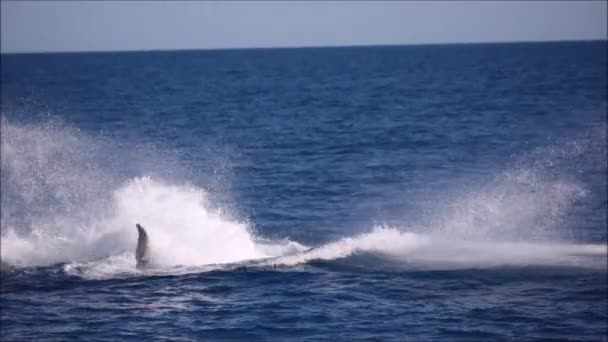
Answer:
[1, 41, 607, 341]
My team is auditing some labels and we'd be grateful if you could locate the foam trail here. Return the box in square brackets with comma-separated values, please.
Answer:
[263, 226, 607, 270]
[265, 127, 607, 270]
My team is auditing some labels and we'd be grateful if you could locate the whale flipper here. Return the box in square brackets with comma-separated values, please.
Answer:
[135, 224, 151, 269]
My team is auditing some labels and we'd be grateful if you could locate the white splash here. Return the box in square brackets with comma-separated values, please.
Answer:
[2, 117, 606, 279]
[262, 226, 607, 270]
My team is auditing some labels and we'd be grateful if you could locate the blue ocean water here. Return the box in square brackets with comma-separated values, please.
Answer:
[1, 41, 607, 341]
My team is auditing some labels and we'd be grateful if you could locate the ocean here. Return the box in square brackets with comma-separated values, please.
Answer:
[1, 41, 607, 341]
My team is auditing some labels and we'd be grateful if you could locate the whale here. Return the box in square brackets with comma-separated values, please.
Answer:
[135, 224, 151, 269]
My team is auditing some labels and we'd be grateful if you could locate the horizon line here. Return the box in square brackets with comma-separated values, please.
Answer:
[1, 37, 606, 56]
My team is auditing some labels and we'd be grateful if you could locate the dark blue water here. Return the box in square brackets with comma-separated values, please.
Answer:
[1, 41, 607, 341]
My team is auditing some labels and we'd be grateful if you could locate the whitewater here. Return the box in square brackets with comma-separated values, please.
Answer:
[1, 118, 605, 280]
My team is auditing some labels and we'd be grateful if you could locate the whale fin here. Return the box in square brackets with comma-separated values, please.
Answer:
[135, 224, 151, 269]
